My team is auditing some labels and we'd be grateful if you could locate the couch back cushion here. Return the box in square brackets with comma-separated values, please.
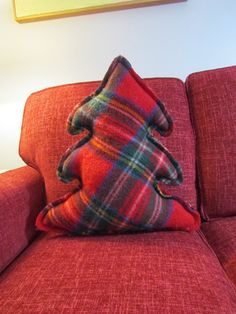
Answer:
[20, 78, 197, 209]
[186, 66, 236, 219]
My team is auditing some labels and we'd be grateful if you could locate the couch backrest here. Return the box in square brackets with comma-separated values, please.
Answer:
[20, 78, 197, 210]
[186, 66, 236, 219]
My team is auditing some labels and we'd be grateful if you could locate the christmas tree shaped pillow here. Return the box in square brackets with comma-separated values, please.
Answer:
[36, 56, 200, 235]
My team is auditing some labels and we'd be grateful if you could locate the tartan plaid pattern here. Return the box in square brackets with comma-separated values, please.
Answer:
[36, 56, 200, 235]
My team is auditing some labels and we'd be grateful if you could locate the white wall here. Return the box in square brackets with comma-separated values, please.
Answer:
[0, 0, 236, 171]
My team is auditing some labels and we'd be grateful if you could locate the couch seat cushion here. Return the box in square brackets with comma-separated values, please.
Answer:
[1, 231, 236, 313]
[201, 216, 236, 286]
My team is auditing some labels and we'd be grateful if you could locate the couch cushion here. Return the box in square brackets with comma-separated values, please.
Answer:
[186, 66, 236, 219]
[35, 56, 200, 235]
[201, 217, 236, 286]
[20, 76, 197, 212]
[0, 231, 236, 313]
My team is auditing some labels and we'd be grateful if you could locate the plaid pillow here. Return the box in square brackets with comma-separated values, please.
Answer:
[36, 56, 200, 235]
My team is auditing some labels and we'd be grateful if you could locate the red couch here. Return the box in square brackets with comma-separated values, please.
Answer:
[0, 65, 236, 313]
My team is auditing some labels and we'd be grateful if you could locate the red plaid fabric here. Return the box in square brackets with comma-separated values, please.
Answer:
[36, 56, 200, 235]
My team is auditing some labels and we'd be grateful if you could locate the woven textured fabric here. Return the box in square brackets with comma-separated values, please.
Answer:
[0, 166, 45, 273]
[36, 56, 200, 235]
[186, 66, 236, 219]
[202, 217, 236, 286]
[1, 231, 236, 313]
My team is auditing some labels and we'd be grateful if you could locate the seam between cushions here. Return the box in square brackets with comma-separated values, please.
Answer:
[185, 79, 208, 222]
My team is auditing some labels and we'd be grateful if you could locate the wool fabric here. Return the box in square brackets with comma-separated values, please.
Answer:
[36, 56, 200, 235]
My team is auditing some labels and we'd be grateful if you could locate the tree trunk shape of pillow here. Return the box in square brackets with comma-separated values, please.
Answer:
[36, 56, 200, 235]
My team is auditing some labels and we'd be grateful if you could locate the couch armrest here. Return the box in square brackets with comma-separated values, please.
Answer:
[0, 166, 45, 273]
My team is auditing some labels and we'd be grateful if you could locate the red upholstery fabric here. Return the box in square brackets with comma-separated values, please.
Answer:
[0, 166, 45, 273]
[20, 78, 197, 212]
[0, 231, 236, 313]
[201, 217, 236, 286]
[19, 82, 99, 203]
[186, 66, 236, 219]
